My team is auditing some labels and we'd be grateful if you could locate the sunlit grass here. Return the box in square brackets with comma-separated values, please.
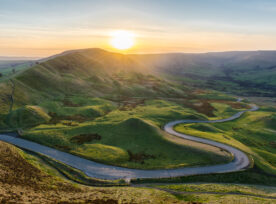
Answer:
[174, 109, 276, 175]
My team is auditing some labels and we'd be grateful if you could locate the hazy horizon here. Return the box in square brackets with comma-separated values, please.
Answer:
[2, 47, 276, 60]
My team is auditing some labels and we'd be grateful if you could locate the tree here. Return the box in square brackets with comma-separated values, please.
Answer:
[0, 73, 2, 77]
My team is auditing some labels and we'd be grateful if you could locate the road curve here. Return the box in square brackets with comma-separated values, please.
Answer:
[0, 104, 258, 180]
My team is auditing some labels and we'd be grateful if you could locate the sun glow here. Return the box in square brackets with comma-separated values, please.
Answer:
[110, 30, 135, 50]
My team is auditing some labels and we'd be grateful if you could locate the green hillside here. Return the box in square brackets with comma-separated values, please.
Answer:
[132, 51, 276, 97]
[0, 49, 236, 169]
[0, 48, 275, 176]
[0, 60, 34, 82]
[175, 108, 276, 175]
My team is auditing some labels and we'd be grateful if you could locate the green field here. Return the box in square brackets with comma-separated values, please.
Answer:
[174, 106, 276, 175]
[17, 96, 235, 169]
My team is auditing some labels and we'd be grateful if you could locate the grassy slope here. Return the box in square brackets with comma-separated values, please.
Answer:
[174, 106, 276, 175]
[0, 60, 34, 81]
[2, 140, 274, 203]
[0, 49, 237, 170]
[155, 183, 276, 196]
[0, 142, 275, 203]
[0, 49, 275, 204]
[131, 103, 276, 186]
[134, 51, 276, 96]
[0, 48, 274, 175]
[152, 183, 276, 203]
[21, 97, 232, 169]
[0, 49, 190, 108]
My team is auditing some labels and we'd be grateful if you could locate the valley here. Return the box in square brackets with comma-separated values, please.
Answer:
[0, 102, 256, 180]
[2, 0, 276, 202]
[0, 48, 275, 203]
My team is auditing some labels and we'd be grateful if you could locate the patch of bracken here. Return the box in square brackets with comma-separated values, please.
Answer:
[119, 99, 145, 111]
[62, 99, 80, 107]
[183, 99, 216, 117]
[55, 145, 72, 151]
[127, 150, 156, 164]
[209, 100, 251, 109]
[70, 133, 101, 145]
[48, 112, 90, 124]
[269, 141, 276, 148]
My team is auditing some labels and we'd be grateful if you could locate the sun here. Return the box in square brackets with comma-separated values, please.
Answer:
[110, 30, 135, 50]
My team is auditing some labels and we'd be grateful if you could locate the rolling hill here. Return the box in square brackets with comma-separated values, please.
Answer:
[7, 49, 188, 104]
[0, 48, 275, 180]
[0, 48, 235, 170]
[2, 48, 276, 101]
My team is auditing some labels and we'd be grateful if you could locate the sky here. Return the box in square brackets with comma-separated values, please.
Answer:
[1, 0, 276, 57]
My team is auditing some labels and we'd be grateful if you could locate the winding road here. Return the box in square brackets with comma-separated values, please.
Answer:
[0, 103, 258, 180]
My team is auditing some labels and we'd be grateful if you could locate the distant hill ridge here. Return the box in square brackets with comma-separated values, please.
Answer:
[1, 48, 275, 109]
[0, 48, 189, 112]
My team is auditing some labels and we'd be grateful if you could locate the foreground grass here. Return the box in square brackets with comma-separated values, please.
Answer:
[1, 140, 275, 203]
[24, 151, 127, 186]
[132, 165, 276, 186]
[154, 183, 276, 197]
[0, 141, 184, 203]
[171, 193, 276, 203]
[150, 183, 276, 203]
